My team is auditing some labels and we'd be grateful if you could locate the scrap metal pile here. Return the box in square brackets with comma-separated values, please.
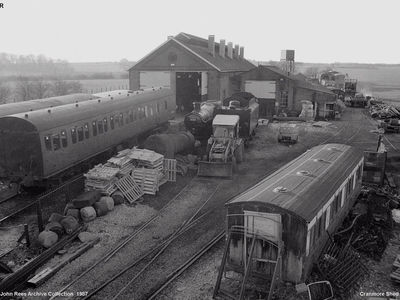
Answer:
[334, 185, 399, 260]
[369, 102, 400, 119]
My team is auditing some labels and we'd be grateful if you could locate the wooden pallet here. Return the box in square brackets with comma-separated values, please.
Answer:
[115, 175, 144, 203]
[164, 159, 177, 182]
[132, 168, 159, 195]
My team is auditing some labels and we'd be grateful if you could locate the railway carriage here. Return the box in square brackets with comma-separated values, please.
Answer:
[215, 144, 363, 297]
[0, 88, 175, 186]
[0, 93, 98, 118]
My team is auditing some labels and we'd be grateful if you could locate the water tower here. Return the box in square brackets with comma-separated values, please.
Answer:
[280, 50, 295, 73]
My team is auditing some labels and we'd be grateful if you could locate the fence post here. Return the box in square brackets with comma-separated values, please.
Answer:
[36, 198, 44, 232]
[24, 224, 30, 247]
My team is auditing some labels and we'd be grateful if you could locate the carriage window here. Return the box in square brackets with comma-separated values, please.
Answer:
[150, 107, 153, 116]
[115, 114, 120, 127]
[84, 123, 90, 139]
[92, 121, 97, 136]
[310, 225, 316, 247]
[145, 106, 148, 118]
[133, 110, 137, 121]
[164, 100, 168, 110]
[98, 120, 104, 134]
[110, 116, 115, 129]
[103, 118, 108, 132]
[120, 113, 124, 125]
[77, 127, 84, 141]
[52, 134, 61, 151]
[44, 136, 52, 150]
[61, 130, 68, 148]
[129, 110, 134, 122]
[71, 127, 77, 144]
[157, 102, 160, 113]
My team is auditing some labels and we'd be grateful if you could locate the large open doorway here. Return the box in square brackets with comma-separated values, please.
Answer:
[176, 72, 201, 113]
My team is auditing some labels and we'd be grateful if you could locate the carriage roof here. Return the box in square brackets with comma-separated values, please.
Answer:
[227, 144, 362, 222]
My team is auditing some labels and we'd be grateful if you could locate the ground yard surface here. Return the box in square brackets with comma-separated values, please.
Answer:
[19, 107, 400, 300]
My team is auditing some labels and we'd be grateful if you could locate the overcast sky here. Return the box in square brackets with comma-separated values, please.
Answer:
[1, 0, 399, 64]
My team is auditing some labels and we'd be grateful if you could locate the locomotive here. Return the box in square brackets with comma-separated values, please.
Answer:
[0, 88, 175, 187]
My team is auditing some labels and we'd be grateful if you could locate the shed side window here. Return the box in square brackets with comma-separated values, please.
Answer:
[157, 102, 160, 113]
[103, 118, 108, 132]
[61, 130, 68, 148]
[164, 100, 168, 110]
[71, 127, 77, 144]
[150, 107, 153, 116]
[52, 134, 61, 151]
[145, 106, 148, 118]
[92, 121, 97, 136]
[120, 113, 124, 125]
[115, 114, 120, 127]
[44, 136, 52, 150]
[77, 127, 84, 141]
[84, 123, 90, 139]
[129, 110, 134, 122]
[98, 120, 103, 134]
[110, 116, 114, 129]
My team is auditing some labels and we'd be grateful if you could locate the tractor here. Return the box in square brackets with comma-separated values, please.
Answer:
[197, 114, 244, 178]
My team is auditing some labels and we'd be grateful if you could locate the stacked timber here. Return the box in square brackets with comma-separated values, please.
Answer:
[84, 147, 177, 202]
[84, 165, 119, 195]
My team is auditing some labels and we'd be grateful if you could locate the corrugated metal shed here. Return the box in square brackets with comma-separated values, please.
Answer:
[227, 144, 362, 222]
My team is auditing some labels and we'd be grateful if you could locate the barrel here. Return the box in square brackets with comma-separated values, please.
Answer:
[144, 132, 195, 158]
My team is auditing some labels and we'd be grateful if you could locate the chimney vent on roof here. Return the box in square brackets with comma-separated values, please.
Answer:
[48, 109, 51, 113]
[227, 42, 233, 59]
[208, 35, 215, 57]
[239, 46, 244, 59]
[219, 39, 226, 58]
[234, 44, 239, 59]
[25, 114, 28, 118]
[75, 103, 79, 107]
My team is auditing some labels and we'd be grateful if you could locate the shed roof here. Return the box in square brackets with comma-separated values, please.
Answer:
[129, 32, 255, 73]
[253, 65, 335, 95]
[227, 144, 362, 222]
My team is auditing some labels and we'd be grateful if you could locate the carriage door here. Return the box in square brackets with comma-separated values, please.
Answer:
[244, 211, 281, 276]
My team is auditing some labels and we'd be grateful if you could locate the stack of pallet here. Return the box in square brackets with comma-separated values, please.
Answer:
[84, 164, 119, 195]
[107, 151, 135, 177]
[128, 148, 166, 195]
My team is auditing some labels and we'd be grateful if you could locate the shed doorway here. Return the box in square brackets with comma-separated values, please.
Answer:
[176, 72, 201, 113]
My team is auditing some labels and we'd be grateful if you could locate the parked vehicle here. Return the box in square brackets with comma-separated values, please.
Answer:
[277, 124, 299, 144]
[197, 114, 244, 178]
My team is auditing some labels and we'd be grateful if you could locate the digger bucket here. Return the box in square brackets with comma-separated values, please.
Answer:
[197, 161, 233, 178]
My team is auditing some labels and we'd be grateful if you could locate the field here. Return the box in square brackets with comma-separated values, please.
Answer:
[74, 78, 129, 94]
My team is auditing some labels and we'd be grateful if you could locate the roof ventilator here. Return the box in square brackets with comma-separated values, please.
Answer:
[273, 186, 288, 193]
[327, 146, 342, 152]
[296, 170, 311, 176]
[47, 109, 51, 113]
[313, 158, 331, 164]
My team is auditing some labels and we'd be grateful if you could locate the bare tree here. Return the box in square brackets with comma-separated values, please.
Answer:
[0, 82, 11, 104]
[15, 76, 34, 101]
[31, 78, 50, 99]
[51, 80, 82, 96]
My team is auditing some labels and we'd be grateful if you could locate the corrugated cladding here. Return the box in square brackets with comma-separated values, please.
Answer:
[227, 144, 362, 222]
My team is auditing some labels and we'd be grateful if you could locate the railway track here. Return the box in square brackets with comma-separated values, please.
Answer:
[49, 178, 221, 300]
[0, 194, 37, 224]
